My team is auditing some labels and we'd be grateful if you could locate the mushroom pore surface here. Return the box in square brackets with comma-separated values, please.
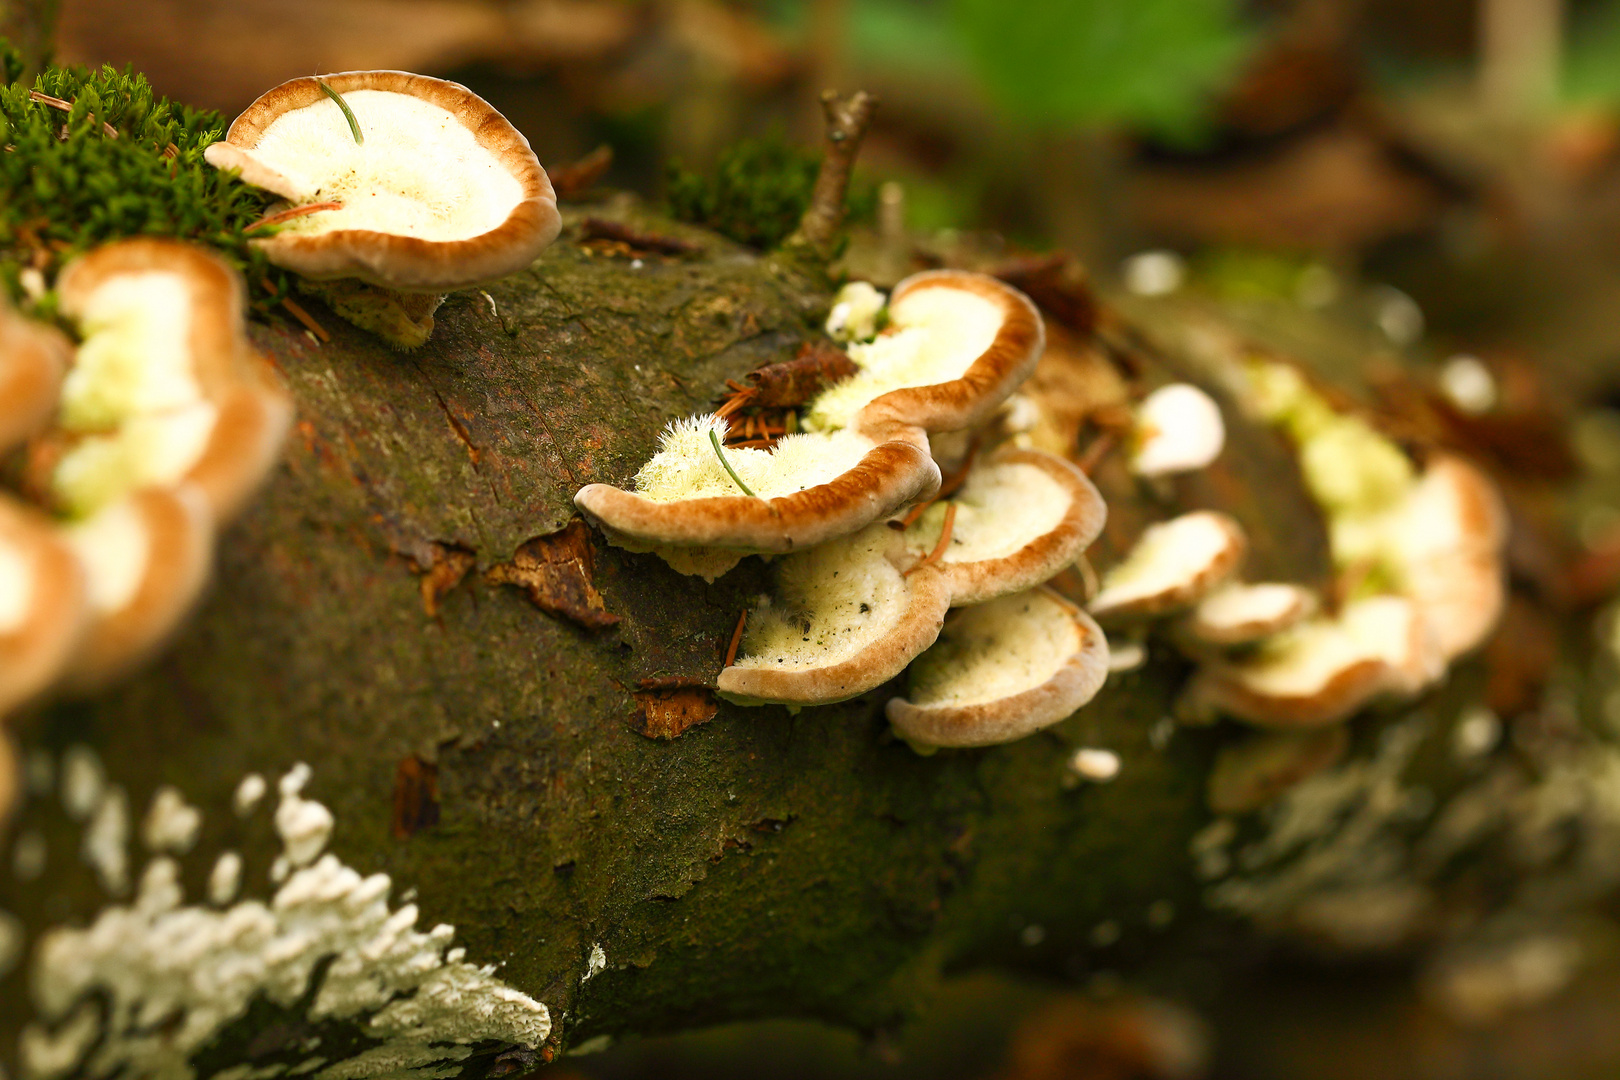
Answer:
[247, 91, 525, 242]
[632, 417, 873, 503]
[806, 284, 1004, 432]
[731, 528, 912, 673]
[905, 590, 1081, 709]
[905, 458, 1073, 565]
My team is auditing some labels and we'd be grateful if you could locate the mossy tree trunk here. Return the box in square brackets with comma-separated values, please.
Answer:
[2, 198, 1616, 1079]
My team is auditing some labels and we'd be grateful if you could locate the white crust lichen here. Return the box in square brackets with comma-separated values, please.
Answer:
[21, 764, 551, 1080]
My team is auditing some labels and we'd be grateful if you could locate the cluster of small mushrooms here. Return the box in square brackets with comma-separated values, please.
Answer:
[577, 270, 1509, 763]
[0, 70, 567, 820]
[576, 270, 1116, 749]
[0, 240, 294, 818]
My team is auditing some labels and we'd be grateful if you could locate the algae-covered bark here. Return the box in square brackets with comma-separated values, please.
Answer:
[3, 199, 1612, 1079]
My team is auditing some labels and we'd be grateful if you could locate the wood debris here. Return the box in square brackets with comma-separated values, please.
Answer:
[631, 686, 719, 739]
[485, 519, 620, 630]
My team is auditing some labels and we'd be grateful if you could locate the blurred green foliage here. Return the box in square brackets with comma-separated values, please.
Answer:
[0, 39, 278, 312]
[1565, 0, 1620, 105]
[948, 0, 1254, 139]
[666, 133, 874, 250]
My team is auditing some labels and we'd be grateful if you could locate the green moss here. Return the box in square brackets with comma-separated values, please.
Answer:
[666, 134, 875, 251]
[0, 39, 282, 313]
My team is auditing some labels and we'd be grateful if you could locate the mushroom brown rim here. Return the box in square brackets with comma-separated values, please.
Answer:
[1182, 655, 1393, 730]
[212, 71, 561, 291]
[1089, 511, 1249, 619]
[0, 497, 86, 717]
[66, 485, 215, 692]
[923, 447, 1107, 607]
[715, 565, 952, 707]
[52, 239, 296, 523]
[575, 271, 1045, 556]
[886, 593, 1109, 749]
[0, 304, 70, 452]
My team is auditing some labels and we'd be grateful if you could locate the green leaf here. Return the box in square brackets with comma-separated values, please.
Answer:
[947, 0, 1255, 135]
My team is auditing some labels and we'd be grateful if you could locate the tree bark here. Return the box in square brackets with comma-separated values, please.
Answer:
[2, 199, 1616, 1080]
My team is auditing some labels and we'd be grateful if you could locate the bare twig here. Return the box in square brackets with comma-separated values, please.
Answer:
[723, 609, 750, 668]
[247, 201, 342, 231]
[787, 89, 878, 259]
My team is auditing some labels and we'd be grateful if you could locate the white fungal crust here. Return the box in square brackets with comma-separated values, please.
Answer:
[1184, 581, 1317, 646]
[887, 588, 1110, 749]
[60, 485, 215, 692]
[0, 496, 87, 716]
[1130, 382, 1226, 477]
[716, 524, 951, 706]
[575, 270, 1043, 570]
[48, 239, 295, 524]
[205, 71, 562, 290]
[0, 300, 71, 451]
[24, 765, 552, 1080]
[1182, 596, 1444, 729]
[1089, 511, 1248, 619]
[902, 447, 1107, 606]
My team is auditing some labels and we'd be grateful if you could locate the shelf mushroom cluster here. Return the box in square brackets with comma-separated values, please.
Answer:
[1085, 357, 1507, 734]
[576, 271, 1114, 749]
[206, 70, 562, 348]
[0, 239, 293, 816]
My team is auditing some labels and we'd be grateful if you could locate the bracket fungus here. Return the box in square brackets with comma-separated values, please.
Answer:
[900, 447, 1106, 606]
[887, 587, 1109, 750]
[715, 523, 952, 707]
[1, 239, 292, 696]
[576, 270, 1044, 576]
[0, 300, 71, 450]
[0, 497, 86, 716]
[1089, 511, 1248, 619]
[1184, 581, 1318, 646]
[1130, 382, 1226, 477]
[205, 72, 560, 292]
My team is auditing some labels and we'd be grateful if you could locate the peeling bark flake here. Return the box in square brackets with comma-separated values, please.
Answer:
[485, 519, 620, 630]
[392, 756, 440, 839]
[412, 542, 477, 618]
[631, 687, 719, 740]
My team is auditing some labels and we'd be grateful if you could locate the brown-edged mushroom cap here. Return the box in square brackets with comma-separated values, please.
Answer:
[1089, 511, 1247, 619]
[1181, 596, 1442, 729]
[205, 71, 560, 291]
[0, 300, 71, 452]
[1130, 382, 1226, 477]
[61, 485, 214, 691]
[1383, 455, 1507, 660]
[39, 239, 293, 524]
[0, 496, 87, 716]
[576, 272, 1044, 567]
[824, 269, 1045, 442]
[1184, 581, 1318, 646]
[902, 448, 1107, 606]
[716, 524, 951, 707]
[887, 587, 1109, 749]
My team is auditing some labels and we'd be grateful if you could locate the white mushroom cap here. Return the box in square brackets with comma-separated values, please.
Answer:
[61, 486, 214, 691]
[206, 71, 561, 291]
[1185, 581, 1317, 646]
[887, 588, 1109, 749]
[0, 301, 71, 452]
[1130, 383, 1226, 477]
[0, 496, 87, 716]
[902, 448, 1107, 606]
[717, 524, 951, 707]
[1089, 511, 1247, 619]
[1182, 596, 1442, 729]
